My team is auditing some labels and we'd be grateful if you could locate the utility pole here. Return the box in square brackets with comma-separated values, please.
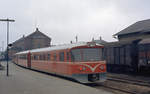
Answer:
[0, 18, 15, 76]
[75, 35, 78, 43]
[2, 41, 4, 52]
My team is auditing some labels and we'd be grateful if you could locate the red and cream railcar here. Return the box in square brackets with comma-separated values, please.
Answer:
[13, 42, 107, 83]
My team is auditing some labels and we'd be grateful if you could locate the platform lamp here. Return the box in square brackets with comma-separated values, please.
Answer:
[0, 18, 15, 76]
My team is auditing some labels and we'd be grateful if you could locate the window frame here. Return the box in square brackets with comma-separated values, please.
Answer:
[59, 52, 65, 61]
[53, 53, 57, 61]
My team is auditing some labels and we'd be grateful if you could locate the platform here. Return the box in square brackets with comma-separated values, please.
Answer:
[0, 61, 113, 94]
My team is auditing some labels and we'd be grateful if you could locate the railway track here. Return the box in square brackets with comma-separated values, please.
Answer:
[14, 62, 150, 94]
[107, 73, 150, 82]
[97, 84, 138, 94]
[91, 76, 150, 94]
[107, 77, 150, 87]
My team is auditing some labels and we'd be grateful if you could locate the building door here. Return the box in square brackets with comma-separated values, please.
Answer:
[131, 39, 141, 72]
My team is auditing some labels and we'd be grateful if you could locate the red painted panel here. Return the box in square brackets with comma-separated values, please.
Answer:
[18, 59, 27, 67]
[31, 60, 72, 75]
[70, 61, 106, 74]
[16, 57, 106, 77]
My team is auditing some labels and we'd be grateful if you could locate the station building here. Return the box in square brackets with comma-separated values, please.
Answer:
[104, 19, 150, 72]
[114, 19, 150, 42]
[9, 28, 51, 59]
[92, 37, 107, 45]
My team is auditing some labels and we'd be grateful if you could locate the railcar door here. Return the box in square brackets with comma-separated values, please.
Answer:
[27, 52, 31, 68]
[17, 55, 18, 64]
[131, 39, 141, 72]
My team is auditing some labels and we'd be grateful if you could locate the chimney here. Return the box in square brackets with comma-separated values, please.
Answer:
[92, 37, 94, 42]
[75, 35, 78, 43]
[23, 35, 25, 38]
[100, 36, 102, 40]
[36, 27, 39, 32]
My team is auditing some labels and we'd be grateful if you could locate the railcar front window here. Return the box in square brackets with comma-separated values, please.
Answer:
[59, 52, 64, 61]
[71, 48, 102, 62]
[71, 49, 81, 62]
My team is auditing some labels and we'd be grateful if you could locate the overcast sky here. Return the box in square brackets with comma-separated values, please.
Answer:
[0, 0, 150, 49]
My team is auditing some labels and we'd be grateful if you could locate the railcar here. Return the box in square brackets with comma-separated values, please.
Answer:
[12, 42, 107, 83]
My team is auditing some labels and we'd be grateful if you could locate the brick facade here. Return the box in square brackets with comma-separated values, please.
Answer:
[9, 28, 51, 59]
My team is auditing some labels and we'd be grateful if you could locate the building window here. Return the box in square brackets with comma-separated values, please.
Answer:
[38, 44, 41, 48]
[59, 52, 64, 61]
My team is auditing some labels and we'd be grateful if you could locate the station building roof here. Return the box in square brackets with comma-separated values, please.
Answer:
[114, 19, 150, 36]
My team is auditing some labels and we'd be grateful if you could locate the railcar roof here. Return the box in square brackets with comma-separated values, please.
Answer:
[16, 42, 102, 55]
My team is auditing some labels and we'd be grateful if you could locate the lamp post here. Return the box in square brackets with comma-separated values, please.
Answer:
[0, 18, 15, 76]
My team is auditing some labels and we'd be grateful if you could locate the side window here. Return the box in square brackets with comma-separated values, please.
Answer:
[19, 54, 27, 60]
[43, 54, 46, 60]
[39, 55, 42, 60]
[59, 52, 64, 61]
[24, 54, 26, 59]
[25, 54, 27, 59]
[19, 55, 21, 59]
[34, 55, 37, 60]
[53, 53, 57, 61]
[67, 52, 70, 61]
[20, 55, 22, 59]
[47, 54, 51, 60]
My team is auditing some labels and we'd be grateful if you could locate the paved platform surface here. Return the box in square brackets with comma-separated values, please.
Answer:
[0, 61, 113, 94]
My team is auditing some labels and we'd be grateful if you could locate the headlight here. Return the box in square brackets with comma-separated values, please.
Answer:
[99, 65, 105, 70]
[79, 66, 86, 71]
[82, 66, 86, 71]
